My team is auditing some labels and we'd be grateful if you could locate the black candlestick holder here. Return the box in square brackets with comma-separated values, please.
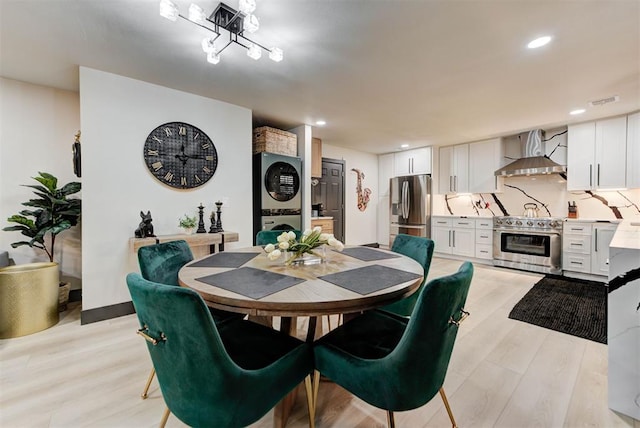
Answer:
[196, 203, 207, 233]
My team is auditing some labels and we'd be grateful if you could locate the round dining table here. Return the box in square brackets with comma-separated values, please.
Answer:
[178, 245, 424, 428]
[178, 245, 424, 319]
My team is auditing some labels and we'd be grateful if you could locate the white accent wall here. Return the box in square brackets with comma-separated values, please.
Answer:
[0, 77, 82, 288]
[80, 67, 252, 311]
[321, 144, 378, 245]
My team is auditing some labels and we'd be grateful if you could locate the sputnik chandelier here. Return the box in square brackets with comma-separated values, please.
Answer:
[159, 0, 283, 64]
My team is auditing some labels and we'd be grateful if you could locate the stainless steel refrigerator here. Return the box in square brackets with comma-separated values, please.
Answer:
[389, 174, 432, 246]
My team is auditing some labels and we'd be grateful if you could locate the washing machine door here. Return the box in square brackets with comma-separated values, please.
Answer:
[264, 161, 300, 202]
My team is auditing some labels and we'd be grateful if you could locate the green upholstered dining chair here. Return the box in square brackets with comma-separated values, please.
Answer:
[126, 273, 316, 428]
[137, 240, 243, 399]
[313, 261, 474, 428]
[378, 234, 434, 317]
[255, 229, 302, 246]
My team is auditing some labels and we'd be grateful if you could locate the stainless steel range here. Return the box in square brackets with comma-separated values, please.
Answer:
[493, 216, 563, 274]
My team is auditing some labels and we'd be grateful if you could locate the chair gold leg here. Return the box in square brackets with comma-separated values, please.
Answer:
[386, 410, 395, 428]
[304, 375, 315, 428]
[439, 387, 458, 428]
[141, 367, 156, 399]
[312, 370, 320, 412]
[159, 407, 170, 428]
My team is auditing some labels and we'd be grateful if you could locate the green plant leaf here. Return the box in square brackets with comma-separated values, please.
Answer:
[35, 172, 57, 191]
[60, 182, 81, 196]
[22, 184, 52, 195]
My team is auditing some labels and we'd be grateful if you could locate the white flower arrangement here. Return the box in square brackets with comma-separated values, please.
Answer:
[264, 227, 344, 264]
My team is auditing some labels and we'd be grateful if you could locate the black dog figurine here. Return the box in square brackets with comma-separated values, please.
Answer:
[134, 211, 155, 238]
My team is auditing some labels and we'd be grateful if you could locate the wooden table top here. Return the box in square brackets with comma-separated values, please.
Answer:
[178, 246, 423, 317]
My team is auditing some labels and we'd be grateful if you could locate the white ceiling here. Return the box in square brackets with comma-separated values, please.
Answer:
[1, 0, 638, 154]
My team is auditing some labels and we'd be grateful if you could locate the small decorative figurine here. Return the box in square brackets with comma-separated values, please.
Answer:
[196, 203, 207, 233]
[134, 211, 155, 238]
[209, 200, 224, 233]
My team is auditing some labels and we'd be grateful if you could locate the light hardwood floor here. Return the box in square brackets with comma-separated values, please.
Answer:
[1, 258, 638, 428]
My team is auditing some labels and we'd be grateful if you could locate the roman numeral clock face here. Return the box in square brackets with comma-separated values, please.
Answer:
[143, 122, 218, 189]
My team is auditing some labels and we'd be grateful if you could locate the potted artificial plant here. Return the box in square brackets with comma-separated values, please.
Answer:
[2, 172, 81, 326]
[178, 214, 197, 234]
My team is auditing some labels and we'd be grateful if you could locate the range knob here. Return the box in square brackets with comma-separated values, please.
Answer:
[515, 220, 522, 226]
[549, 221, 558, 228]
[506, 220, 513, 225]
[496, 219, 502, 225]
[537, 221, 545, 227]
[527, 220, 534, 226]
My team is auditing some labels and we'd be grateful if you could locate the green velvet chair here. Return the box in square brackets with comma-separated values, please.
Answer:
[255, 229, 302, 246]
[137, 240, 244, 398]
[313, 261, 474, 428]
[126, 273, 316, 428]
[378, 234, 434, 317]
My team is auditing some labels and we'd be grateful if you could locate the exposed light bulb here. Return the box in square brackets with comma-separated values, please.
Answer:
[188, 3, 206, 24]
[247, 43, 262, 60]
[527, 36, 552, 49]
[570, 108, 586, 115]
[400, 144, 410, 149]
[202, 37, 216, 53]
[207, 51, 221, 64]
[269, 47, 283, 62]
[315, 120, 326, 126]
[243, 14, 259, 33]
[238, 0, 256, 14]
[159, 0, 178, 21]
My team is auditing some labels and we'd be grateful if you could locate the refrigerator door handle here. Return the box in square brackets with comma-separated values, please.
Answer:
[402, 180, 409, 220]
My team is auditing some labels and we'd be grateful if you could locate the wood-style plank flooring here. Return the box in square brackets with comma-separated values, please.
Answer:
[1, 258, 638, 428]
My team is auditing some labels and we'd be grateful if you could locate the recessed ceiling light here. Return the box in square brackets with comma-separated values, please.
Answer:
[527, 36, 552, 49]
[315, 120, 326, 126]
[570, 109, 586, 115]
[400, 144, 409, 149]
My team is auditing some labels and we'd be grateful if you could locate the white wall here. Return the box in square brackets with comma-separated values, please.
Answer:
[0, 77, 82, 287]
[322, 144, 378, 245]
[80, 67, 252, 310]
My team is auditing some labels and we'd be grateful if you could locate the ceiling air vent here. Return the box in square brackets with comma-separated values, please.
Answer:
[588, 95, 619, 107]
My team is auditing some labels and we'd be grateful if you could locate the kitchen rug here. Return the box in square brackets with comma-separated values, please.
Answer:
[508, 275, 607, 344]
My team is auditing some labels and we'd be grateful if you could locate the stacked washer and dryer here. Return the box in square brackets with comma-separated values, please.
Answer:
[252, 152, 302, 243]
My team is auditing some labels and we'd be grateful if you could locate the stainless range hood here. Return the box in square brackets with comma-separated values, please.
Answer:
[494, 129, 566, 177]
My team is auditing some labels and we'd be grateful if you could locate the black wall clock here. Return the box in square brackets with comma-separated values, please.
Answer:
[143, 122, 218, 189]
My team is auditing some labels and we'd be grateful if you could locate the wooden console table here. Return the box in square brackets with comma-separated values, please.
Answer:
[129, 232, 239, 259]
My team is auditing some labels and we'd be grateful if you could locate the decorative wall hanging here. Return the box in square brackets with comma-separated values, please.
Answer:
[351, 168, 372, 212]
[72, 130, 81, 178]
[144, 122, 218, 189]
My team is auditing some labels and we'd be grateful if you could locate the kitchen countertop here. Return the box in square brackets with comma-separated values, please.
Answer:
[564, 218, 622, 223]
[311, 216, 333, 220]
[609, 219, 640, 250]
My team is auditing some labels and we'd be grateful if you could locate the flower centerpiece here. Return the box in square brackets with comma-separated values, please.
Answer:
[264, 227, 344, 265]
[178, 214, 197, 234]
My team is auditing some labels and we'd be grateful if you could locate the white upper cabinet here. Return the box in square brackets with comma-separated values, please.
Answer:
[393, 147, 431, 176]
[438, 144, 469, 194]
[568, 116, 627, 190]
[627, 111, 640, 189]
[468, 138, 503, 193]
[378, 153, 394, 197]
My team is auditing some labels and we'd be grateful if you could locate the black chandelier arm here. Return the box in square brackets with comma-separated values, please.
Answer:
[177, 14, 221, 37]
[217, 39, 233, 55]
[236, 34, 272, 53]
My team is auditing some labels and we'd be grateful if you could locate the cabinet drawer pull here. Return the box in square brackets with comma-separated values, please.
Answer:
[570, 261, 583, 265]
[570, 243, 583, 246]
[480, 235, 488, 238]
[570, 228, 585, 231]
[458, 222, 469, 225]
[480, 250, 488, 254]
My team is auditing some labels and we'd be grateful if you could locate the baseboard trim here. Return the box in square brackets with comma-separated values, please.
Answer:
[81, 301, 135, 325]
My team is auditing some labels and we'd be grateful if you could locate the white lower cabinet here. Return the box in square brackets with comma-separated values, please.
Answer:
[475, 218, 493, 260]
[432, 216, 490, 259]
[563, 221, 618, 277]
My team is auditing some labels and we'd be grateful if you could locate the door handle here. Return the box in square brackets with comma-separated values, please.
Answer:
[594, 229, 598, 252]
[589, 164, 593, 187]
[408, 158, 411, 174]
[454, 175, 457, 192]
[448, 230, 451, 247]
[597, 163, 601, 186]
[452, 230, 456, 247]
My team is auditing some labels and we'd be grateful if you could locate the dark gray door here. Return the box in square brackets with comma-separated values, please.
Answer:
[312, 158, 344, 242]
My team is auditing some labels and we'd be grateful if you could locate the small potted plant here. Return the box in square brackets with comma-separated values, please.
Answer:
[178, 214, 197, 234]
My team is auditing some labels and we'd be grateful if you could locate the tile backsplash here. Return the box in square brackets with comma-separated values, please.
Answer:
[433, 175, 640, 220]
